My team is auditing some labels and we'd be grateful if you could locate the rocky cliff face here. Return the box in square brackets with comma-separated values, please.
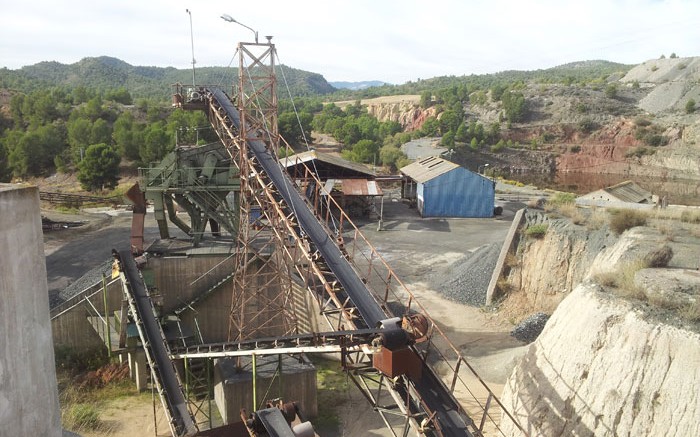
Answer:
[501, 283, 700, 437]
[503, 211, 613, 315]
[362, 96, 437, 131]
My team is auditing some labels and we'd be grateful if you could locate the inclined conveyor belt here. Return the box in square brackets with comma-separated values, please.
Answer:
[118, 250, 197, 437]
[207, 89, 473, 437]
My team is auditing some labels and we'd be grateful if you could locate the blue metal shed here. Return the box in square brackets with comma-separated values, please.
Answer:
[400, 156, 494, 218]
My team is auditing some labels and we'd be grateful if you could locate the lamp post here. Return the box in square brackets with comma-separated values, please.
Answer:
[220, 14, 259, 43]
[479, 163, 490, 175]
[185, 9, 196, 87]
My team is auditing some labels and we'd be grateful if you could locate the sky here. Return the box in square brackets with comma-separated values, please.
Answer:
[1, 0, 699, 84]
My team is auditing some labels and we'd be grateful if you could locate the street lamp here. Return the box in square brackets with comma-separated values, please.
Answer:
[221, 14, 258, 44]
[185, 9, 196, 87]
[479, 163, 490, 175]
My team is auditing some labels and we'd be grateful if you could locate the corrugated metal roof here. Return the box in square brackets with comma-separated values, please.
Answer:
[604, 180, 652, 203]
[321, 179, 383, 196]
[400, 156, 459, 183]
[280, 150, 375, 177]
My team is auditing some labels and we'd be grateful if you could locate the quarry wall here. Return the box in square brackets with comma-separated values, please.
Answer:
[501, 283, 700, 437]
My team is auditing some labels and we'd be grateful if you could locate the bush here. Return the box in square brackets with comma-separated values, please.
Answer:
[643, 245, 673, 268]
[680, 209, 700, 224]
[644, 134, 668, 147]
[625, 146, 655, 158]
[525, 223, 548, 239]
[569, 145, 581, 153]
[686, 99, 696, 114]
[634, 117, 652, 127]
[547, 192, 576, 207]
[609, 209, 648, 235]
[578, 118, 598, 133]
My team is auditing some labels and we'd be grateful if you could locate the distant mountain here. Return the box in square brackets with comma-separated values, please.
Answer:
[0, 56, 336, 100]
[330, 80, 389, 90]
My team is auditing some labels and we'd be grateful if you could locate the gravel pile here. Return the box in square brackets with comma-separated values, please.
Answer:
[51, 258, 114, 308]
[434, 243, 501, 306]
[511, 312, 550, 343]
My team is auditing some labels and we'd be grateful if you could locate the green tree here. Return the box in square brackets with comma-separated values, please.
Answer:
[67, 117, 93, 163]
[441, 131, 455, 149]
[0, 141, 11, 182]
[501, 91, 526, 122]
[90, 119, 112, 145]
[113, 112, 140, 160]
[420, 117, 440, 136]
[686, 99, 696, 114]
[104, 88, 133, 105]
[77, 143, 121, 191]
[420, 91, 432, 108]
[140, 122, 172, 165]
[604, 83, 618, 99]
[470, 137, 478, 150]
[349, 139, 379, 163]
[379, 144, 406, 171]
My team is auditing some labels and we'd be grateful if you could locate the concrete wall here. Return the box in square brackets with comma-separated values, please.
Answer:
[0, 184, 62, 437]
[51, 280, 122, 350]
[214, 355, 317, 424]
[150, 254, 314, 343]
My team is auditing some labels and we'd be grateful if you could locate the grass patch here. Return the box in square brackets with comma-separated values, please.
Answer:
[608, 209, 648, 235]
[680, 209, 700, 224]
[680, 301, 700, 322]
[525, 223, 548, 239]
[593, 259, 647, 299]
[64, 403, 101, 430]
[546, 192, 576, 208]
[309, 356, 349, 431]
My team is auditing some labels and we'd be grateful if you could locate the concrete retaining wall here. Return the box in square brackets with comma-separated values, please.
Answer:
[486, 208, 526, 305]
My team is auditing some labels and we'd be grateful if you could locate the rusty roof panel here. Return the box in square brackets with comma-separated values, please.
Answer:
[341, 179, 383, 196]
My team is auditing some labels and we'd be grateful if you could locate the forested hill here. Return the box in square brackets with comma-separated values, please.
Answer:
[0, 56, 336, 100]
[340, 60, 634, 99]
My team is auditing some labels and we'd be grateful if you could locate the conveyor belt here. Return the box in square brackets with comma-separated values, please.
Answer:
[117, 250, 197, 437]
[210, 88, 386, 328]
[206, 88, 474, 437]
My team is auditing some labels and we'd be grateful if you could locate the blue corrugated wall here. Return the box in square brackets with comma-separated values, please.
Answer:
[420, 167, 494, 217]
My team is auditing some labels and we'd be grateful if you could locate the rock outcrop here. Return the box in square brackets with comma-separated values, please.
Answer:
[501, 283, 700, 437]
[504, 211, 613, 314]
[358, 95, 437, 131]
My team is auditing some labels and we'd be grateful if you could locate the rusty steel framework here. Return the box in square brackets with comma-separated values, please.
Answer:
[172, 38, 528, 436]
[221, 40, 299, 344]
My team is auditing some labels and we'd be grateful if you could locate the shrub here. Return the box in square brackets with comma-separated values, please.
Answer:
[625, 146, 655, 158]
[578, 118, 597, 133]
[644, 134, 668, 147]
[547, 192, 576, 207]
[643, 245, 674, 267]
[686, 99, 696, 114]
[634, 117, 652, 127]
[525, 223, 548, 239]
[569, 145, 581, 153]
[608, 209, 648, 235]
[680, 209, 700, 223]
